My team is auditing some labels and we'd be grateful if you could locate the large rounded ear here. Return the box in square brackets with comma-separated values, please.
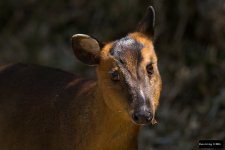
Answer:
[72, 34, 101, 65]
[136, 6, 155, 38]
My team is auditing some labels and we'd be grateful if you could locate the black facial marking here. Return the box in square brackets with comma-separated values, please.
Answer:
[108, 36, 157, 121]
[109, 36, 151, 108]
[109, 36, 144, 65]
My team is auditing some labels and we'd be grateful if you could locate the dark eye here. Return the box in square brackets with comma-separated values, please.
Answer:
[146, 63, 154, 76]
[110, 71, 120, 81]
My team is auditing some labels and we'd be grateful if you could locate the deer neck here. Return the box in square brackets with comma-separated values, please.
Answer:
[87, 87, 140, 150]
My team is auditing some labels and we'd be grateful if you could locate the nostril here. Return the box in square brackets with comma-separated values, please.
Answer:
[132, 111, 153, 124]
[132, 113, 139, 122]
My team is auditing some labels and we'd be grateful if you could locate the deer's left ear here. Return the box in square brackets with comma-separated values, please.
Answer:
[136, 6, 155, 38]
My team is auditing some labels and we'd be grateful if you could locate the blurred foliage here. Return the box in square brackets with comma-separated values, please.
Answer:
[0, 0, 225, 150]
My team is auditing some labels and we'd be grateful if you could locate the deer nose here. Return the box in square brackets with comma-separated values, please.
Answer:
[132, 110, 152, 125]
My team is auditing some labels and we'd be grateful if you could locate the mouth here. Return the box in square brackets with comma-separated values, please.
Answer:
[131, 120, 151, 125]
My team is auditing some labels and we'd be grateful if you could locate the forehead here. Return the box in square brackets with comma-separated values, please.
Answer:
[110, 36, 143, 64]
[108, 32, 156, 65]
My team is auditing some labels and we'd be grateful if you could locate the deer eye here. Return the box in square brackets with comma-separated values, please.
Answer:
[110, 70, 120, 81]
[146, 63, 154, 77]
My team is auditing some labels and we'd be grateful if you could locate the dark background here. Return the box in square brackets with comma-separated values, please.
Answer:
[0, 0, 225, 149]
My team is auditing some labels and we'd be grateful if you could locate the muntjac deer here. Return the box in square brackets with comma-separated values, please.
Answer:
[0, 6, 161, 150]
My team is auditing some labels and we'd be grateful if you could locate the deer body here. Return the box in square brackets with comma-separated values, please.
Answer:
[0, 6, 161, 150]
[0, 63, 138, 150]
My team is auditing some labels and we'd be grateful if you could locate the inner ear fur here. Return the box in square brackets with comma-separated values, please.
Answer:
[72, 34, 101, 65]
[136, 6, 155, 38]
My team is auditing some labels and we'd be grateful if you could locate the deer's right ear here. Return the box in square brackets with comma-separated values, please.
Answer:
[72, 34, 101, 65]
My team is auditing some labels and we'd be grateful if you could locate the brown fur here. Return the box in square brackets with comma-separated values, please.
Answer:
[129, 32, 161, 110]
[0, 63, 139, 150]
[0, 6, 161, 150]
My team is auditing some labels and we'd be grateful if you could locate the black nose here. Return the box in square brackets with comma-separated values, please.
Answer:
[132, 111, 152, 125]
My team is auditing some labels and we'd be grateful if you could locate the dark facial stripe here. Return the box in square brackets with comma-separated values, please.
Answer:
[109, 37, 150, 107]
[109, 36, 144, 78]
[109, 37, 144, 64]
